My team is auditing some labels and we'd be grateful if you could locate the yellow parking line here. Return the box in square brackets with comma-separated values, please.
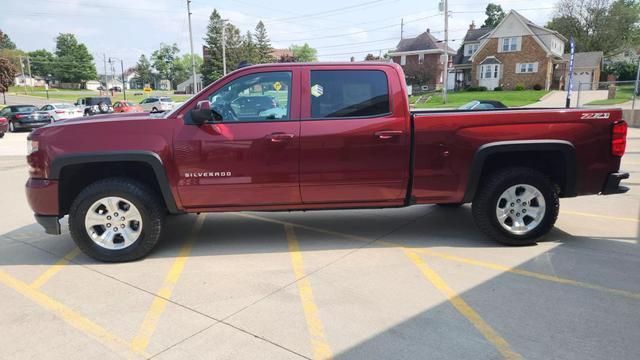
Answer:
[130, 214, 205, 354]
[560, 210, 639, 223]
[285, 224, 333, 360]
[236, 213, 640, 301]
[405, 250, 522, 360]
[31, 247, 81, 289]
[0, 270, 148, 358]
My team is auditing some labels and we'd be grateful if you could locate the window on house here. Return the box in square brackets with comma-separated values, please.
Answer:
[516, 62, 538, 73]
[494, 65, 499, 78]
[501, 37, 519, 52]
[400, 55, 406, 66]
[418, 53, 424, 64]
[484, 65, 492, 79]
[466, 43, 479, 56]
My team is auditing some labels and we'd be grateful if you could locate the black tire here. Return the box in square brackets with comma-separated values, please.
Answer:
[0, 132, 4, 138]
[69, 178, 165, 262]
[98, 102, 109, 113]
[472, 167, 559, 246]
[436, 203, 464, 208]
[151, 107, 158, 113]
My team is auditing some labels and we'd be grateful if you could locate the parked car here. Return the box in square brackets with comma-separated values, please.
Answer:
[75, 97, 113, 116]
[113, 100, 143, 113]
[0, 117, 7, 138]
[41, 103, 83, 121]
[458, 100, 508, 110]
[139, 97, 175, 112]
[25, 62, 629, 262]
[0, 105, 52, 132]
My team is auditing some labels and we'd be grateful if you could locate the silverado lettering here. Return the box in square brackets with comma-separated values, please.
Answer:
[25, 62, 630, 262]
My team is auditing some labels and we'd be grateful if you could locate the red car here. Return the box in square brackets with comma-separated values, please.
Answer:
[112, 100, 143, 113]
[25, 62, 629, 262]
[0, 117, 7, 138]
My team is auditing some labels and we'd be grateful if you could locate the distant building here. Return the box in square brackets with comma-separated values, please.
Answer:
[14, 73, 45, 87]
[271, 48, 294, 62]
[177, 74, 203, 94]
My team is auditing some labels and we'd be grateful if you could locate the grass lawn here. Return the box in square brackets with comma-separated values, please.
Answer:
[9, 86, 191, 104]
[586, 84, 636, 105]
[411, 90, 550, 108]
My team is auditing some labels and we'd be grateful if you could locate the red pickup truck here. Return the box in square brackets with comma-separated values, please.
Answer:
[25, 62, 629, 262]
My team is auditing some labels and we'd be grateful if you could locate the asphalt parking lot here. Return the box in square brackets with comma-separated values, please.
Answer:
[0, 130, 638, 360]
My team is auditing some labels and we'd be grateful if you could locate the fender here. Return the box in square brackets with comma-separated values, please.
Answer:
[462, 140, 577, 203]
[50, 151, 179, 213]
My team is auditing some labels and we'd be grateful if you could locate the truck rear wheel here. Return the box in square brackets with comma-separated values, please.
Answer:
[69, 178, 165, 262]
[472, 167, 559, 245]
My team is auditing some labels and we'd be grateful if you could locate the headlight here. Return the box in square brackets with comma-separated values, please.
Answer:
[27, 140, 39, 155]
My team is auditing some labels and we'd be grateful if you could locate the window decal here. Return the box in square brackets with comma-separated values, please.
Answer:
[311, 84, 324, 97]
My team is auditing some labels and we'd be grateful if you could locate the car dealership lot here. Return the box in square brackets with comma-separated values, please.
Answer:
[0, 130, 638, 360]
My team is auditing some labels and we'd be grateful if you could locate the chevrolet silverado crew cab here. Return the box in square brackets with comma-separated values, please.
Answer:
[26, 62, 629, 262]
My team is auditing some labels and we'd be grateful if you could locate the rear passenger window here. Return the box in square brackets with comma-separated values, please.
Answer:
[310, 70, 390, 119]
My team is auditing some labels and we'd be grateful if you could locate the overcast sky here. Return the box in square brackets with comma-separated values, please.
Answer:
[2, 0, 556, 73]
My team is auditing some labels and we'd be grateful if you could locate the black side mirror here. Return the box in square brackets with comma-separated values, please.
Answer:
[190, 100, 213, 124]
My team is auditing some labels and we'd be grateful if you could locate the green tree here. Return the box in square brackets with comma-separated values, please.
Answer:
[254, 21, 274, 63]
[173, 53, 203, 86]
[135, 54, 153, 87]
[0, 30, 16, 50]
[0, 56, 17, 103]
[151, 43, 181, 89]
[28, 49, 55, 77]
[201, 9, 225, 85]
[482, 3, 506, 28]
[547, 0, 640, 56]
[290, 43, 317, 62]
[53, 33, 97, 83]
[243, 30, 257, 64]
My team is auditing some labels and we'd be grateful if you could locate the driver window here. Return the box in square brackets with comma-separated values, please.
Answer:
[207, 71, 291, 122]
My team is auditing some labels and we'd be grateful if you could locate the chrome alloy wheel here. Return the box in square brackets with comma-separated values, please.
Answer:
[84, 196, 143, 250]
[495, 184, 546, 235]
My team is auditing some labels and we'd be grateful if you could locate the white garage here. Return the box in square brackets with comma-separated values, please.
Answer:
[562, 51, 603, 91]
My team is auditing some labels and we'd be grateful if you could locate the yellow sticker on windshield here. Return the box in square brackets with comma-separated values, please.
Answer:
[273, 82, 282, 91]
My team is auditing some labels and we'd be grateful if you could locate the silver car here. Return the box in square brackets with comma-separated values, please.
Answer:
[139, 97, 175, 113]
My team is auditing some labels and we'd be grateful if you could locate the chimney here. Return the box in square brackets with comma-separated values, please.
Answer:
[426, 28, 430, 33]
[469, 21, 476, 30]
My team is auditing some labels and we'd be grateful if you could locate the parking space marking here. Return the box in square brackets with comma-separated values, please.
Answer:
[405, 250, 522, 360]
[285, 224, 334, 360]
[238, 213, 640, 301]
[560, 210, 639, 223]
[130, 214, 205, 354]
[30, 247, 81, 289]
[0, 270, 148, 358]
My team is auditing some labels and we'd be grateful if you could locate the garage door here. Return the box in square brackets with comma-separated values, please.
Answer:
[573, 71, 593, 90]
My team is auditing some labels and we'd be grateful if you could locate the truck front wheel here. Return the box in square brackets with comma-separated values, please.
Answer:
[69, 178, 165, 262]
[472, 167, 559, 245]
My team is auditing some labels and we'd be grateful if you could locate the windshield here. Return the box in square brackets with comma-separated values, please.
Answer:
[55, 104, 74, 109]
[458, 101, 479, 110]
[160, 97, 173, 102]
[125, 101, 137, 106]
[15, 106, 38, 112]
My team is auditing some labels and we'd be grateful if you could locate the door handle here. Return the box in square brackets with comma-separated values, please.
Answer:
[374, 130, 403, 139]
[267, 132, 295, 142]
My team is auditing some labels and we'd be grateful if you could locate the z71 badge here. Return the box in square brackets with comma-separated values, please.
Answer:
[581, 112, 610, 119]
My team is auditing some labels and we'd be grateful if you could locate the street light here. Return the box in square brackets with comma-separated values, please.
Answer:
[108, 57, 127, 101]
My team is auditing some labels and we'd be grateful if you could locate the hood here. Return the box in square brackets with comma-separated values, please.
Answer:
[57, 111, 151, 125]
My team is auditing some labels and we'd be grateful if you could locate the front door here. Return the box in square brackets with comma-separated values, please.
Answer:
[174, 68, 302, 208]
[479, 64, 500, 90]
[299, 66, 410, 204]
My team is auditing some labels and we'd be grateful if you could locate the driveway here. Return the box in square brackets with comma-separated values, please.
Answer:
[526, 90, 608, 107]
[2, 93, 72, 107]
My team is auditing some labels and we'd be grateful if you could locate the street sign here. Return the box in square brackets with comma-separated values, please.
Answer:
[273, 82, 282, 91]
[143, 87, 152, 94]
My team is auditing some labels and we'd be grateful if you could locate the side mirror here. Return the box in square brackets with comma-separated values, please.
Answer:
[190, 100, 213, 124]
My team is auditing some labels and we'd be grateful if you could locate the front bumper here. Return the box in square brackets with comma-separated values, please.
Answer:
[16, 120, 51, 129]
[601, 172, 630, 195]
[26, 178, 61, 234]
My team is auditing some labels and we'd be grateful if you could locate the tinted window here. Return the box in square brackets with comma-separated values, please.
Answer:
[207, 71, 291, 122]
[310, 70, 389, 119]
[14, 106, 38, 112]
[160, 97, 172, 102]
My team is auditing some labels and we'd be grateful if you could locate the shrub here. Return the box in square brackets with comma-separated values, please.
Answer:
[494, 86, 503, 91]
[466, 86, 487, 92]
[515, 83, 525, 91]
[533, 84, 542, 91]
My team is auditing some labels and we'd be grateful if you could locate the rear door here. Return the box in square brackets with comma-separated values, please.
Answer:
[174, 67, 302, 208]
[299, 65, 410, 204]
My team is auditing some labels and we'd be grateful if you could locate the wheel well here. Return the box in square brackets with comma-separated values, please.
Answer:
[58, 161, 166, 215]
[479, 151, 568, 194]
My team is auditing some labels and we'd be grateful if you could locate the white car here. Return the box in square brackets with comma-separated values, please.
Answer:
[139, 97, 175, 113]
[40, 103, 83, 121]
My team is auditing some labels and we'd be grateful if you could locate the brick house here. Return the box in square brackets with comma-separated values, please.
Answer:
[464, 10, 567, 90]
[388, 29, 456, 90]
[451, 22, 493, 90]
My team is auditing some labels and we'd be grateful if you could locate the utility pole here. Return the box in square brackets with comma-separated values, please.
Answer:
[441, 0, 449, 103]
[110, 57, 127, 101]
[400, 18, 404, 39]
[222, 20, 227, 76]
[186, 0, 198, 94]
[26, 56, 33, 90]
[103, 54, 108, 95]
[19, 56, 27, 94]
